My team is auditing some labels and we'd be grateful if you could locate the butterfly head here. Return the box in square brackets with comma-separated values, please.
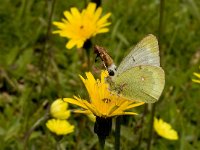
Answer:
[108, 64, 117, 76]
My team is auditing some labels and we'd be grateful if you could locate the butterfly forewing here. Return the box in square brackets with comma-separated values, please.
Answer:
[112, 65, 165, 103]
[116, 34, 160, 76]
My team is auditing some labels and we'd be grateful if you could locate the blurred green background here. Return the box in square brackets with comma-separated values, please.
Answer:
[0, 0, 200, 149]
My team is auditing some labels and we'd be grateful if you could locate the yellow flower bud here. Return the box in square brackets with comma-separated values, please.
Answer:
[50, 99, 70, 119]
[154, 117, 178, 140]
[46, 119, 74, 135]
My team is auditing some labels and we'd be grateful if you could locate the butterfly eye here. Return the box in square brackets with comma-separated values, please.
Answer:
[107, 64, 117, 76]
[108, 70, 115, 76]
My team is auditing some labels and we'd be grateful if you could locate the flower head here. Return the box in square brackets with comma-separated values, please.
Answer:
[53, 3, 111, 49]
[154, 117, 178, 140]
[50, 99, 71, 119]
[192, 66, 200, 84]
[46, 119, 74, 135]
[64, 70, 144, 118]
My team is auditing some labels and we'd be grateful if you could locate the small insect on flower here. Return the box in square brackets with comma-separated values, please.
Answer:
[94, 34, 165, 103]
[53, 3, 111, 49]
[154, 117, 178, 140]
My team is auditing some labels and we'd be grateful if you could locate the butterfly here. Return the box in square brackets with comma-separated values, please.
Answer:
[94, 34, 165, 103]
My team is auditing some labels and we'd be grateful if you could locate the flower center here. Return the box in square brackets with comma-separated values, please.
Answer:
[102, 98, 111, 103]
[80, 25, 84, 29]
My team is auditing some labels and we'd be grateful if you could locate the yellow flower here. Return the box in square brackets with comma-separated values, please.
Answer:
[154, 117, 178, 140]
[192, 66, 200, 84]
[46, 119, 74, 135]
[50, 99, 71, 119]
[64, 70, 144, 118]
[53, 2, 111, 49]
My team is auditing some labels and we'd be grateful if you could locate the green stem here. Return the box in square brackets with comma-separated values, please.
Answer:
[56, 140, 61, 150]
[137, 104, 148, 147]
[83, 39, 92, 69]
[23, 114, 49, 150]
[115, 116, 121, 150]
[86, 48, 91, 69]
[98, 136, 106, 150]
[94, 117, 112, 150]
[39, 0, 57, 98]
[158, 0, 165, 60]
[147, 0, 165, 150]
[39, 0, 56, 71]
[147, 103, 156, 150]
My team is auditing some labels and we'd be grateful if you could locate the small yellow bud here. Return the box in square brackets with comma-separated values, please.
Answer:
[154, 117, 178, 140]
[46, 119, 74, 135]
[50, 99, 70, 119]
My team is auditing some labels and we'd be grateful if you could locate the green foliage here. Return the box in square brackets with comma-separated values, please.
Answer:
[0, 0, 200, 149]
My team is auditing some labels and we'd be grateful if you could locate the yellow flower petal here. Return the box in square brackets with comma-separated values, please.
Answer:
[86, 3, 96, 15]
[46, 119, 74, 135]
[93, 7, 102, 22]
[63, 11, 73, 23]
[192, 79, 200, 83]
[98, 22, 111, 28]
[66, 39, 77, 49]
[125, 102, 145, 109]
[154, 118, 178, 140]
[76, 40, 84, 48]
[97, 13, 111, 26]
[73, 110, 91, 114]
[64, 97, 88, 109]
[71, 7, 81, 19]
[87, 113, 96, 122]
[193, 72, 200, 78]
[192, 67, 200, 84]
[52, 21, 66, 29]
[96, 28, 109, 34]
[110, 112, 138, 117]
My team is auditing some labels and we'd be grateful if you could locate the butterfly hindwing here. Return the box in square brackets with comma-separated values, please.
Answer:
[112, 65, 165, 103]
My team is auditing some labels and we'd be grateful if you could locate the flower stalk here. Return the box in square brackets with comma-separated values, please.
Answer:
[115, 116, 121, 150]
[83, 39, 93, 69]
[98, 136, 105, 150]
[94, 117, 112, 150]
[147, 0, 165, 149]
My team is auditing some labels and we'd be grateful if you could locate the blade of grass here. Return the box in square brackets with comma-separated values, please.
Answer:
[147, 0, 165, 150]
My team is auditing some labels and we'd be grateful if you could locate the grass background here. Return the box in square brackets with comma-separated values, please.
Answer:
[0, 0, 200, 149]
